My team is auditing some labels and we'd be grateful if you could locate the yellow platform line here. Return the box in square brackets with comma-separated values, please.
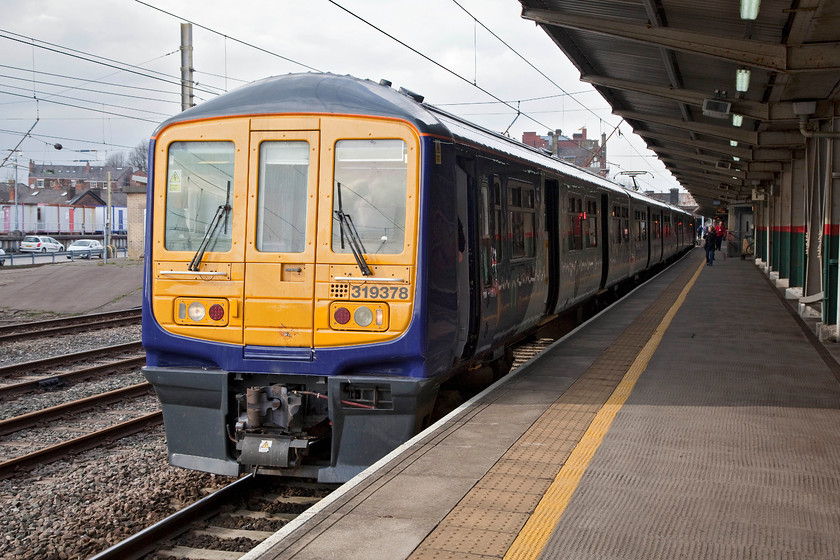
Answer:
[503, 260, 705, 560]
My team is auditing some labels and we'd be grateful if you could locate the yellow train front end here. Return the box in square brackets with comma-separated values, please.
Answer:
[150, 115, 419, 348]
[143, 103, 437, 481]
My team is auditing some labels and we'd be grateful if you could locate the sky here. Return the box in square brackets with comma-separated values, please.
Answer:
[0, 0, 682, 193]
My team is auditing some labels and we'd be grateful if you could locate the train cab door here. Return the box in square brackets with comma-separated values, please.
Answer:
[242, 130, 320, 349]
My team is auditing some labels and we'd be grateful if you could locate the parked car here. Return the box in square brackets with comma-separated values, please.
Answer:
[19, 235, 64, 253]
[66, 239, 104, 259]
[0, 248, 5, 265]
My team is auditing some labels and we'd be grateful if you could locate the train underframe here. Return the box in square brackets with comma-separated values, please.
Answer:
[143, 366, 440, 483]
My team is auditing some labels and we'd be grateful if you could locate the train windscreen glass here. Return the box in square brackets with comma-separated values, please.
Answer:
[332, 139, 407, 255]
[164, 141, 235, 252]
[256, 141, 309, 253]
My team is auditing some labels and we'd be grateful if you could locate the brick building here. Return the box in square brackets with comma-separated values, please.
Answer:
[522, 128, 608, 177]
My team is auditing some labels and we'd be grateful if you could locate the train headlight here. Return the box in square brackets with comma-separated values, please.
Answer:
[174, 297, 229, 326]
[187, 302, 206, 321]
[354, 306, 374, 327]
[329, 301, 389, 331]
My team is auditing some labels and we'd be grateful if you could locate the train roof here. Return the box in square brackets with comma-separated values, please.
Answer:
[154, 73, 447, 137]
[154, 73, 689, 216]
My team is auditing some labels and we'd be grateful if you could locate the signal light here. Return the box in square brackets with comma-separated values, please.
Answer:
[208, 304, 225, 321]
[334, 307, 351, 325]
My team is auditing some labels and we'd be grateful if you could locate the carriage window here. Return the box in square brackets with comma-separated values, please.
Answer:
[509, 179, 535, 259]
[622, 207, 630, 241]
[479, 179, 492, 287]
[612, 205, 622, 244]
[568, 195, 583, 251]
[635, 210, 647, 241]
[584, 199, 598, 248]
[256, 141, 309, 253]
[332, 139, 407, 254]
[164, 141, 234, 252]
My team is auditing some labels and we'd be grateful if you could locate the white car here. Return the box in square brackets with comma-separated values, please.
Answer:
[19, 235, 64, 253]
[66, 239, 104, 259]
[0, 248, 5, 265]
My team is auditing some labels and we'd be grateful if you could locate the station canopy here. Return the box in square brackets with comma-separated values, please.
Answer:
[519, 0, 840, 216]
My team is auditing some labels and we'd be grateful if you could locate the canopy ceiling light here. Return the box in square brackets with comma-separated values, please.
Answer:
[732, 114, 744, 127]
[735, 68, 751, 92]
[730, 140, 739, 147]
[740, 0, 760, 19]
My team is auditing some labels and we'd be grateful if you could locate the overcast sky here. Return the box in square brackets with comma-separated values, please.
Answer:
[0, 0, 681, 192]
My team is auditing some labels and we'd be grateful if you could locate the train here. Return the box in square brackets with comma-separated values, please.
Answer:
[141, 73, 695, 483]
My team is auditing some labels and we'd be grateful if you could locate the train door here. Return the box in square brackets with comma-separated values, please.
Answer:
[475, 168, 502, 351]
[544, 178, 560, 314]
[242, 130, 320, 348]
[455, 156, 479, 360]
[599, 193, 610, 289]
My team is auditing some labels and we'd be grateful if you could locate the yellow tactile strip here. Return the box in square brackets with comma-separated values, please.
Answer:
[409, 259, 704, 560]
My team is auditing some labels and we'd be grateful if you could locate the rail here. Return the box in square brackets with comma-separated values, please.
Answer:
[88, 475, 259, 560]
[0, 411, 162, 480]
[0, 308, 141, 343]
[0, 355, 146, 399]
[0, 341, 143, 379]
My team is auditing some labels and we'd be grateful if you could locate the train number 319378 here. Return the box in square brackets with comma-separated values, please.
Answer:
[349, 284, 410, 300]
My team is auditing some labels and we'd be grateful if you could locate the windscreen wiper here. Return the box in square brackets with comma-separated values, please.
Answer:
[188, 181, 231, 271]
[334, 181, 373, 276]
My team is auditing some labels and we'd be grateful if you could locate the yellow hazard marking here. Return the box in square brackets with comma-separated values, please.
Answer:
[504, 260, 705, 560]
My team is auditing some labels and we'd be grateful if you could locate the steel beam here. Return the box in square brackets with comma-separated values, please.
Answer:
[522, 8, 840, 72]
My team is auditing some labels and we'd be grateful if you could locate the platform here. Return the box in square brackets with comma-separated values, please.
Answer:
[243, 249, 840, 560]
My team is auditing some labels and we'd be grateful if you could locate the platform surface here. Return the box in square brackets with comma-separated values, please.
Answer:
[244, 250, 840, 559]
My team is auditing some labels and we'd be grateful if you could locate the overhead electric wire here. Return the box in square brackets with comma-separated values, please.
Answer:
[0, 82, 173, 118]
[133, 0, 322, 74]
[0, 29, 185, 85]
[0, 29, 219, 97]
[0, 73, 180, 105]
[194, 69, 249, 86]
[0, 89, 160, 124]
[0, 64, 182, 97]
[0, 127, 136, 150]
[449, 0, 605, 124]
[450, 0, 678, 189]
[436, 89, 596, 107]
[325, 0, 555, 132]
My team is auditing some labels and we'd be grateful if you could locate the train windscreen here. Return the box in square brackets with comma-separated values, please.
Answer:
[164, 141, 235, 253]
[331, 139, 408, 255]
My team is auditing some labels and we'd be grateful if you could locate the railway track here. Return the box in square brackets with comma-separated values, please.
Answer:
[0, 353, 146, 400]
[0, 410, 162, 480]
[0, 334, 153, 479]
[0, 340, 143, 380]
[87, 337, 563, 559]
[0, 308, 142, 343]
[90, 475, 333, 560]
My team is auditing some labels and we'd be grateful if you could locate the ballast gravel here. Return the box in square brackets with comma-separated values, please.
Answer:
[0, 321, 238, 560]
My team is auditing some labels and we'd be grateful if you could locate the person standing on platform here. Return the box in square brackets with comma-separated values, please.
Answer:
[715, 220, 726, 251]
[704, 226, 717, 266]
